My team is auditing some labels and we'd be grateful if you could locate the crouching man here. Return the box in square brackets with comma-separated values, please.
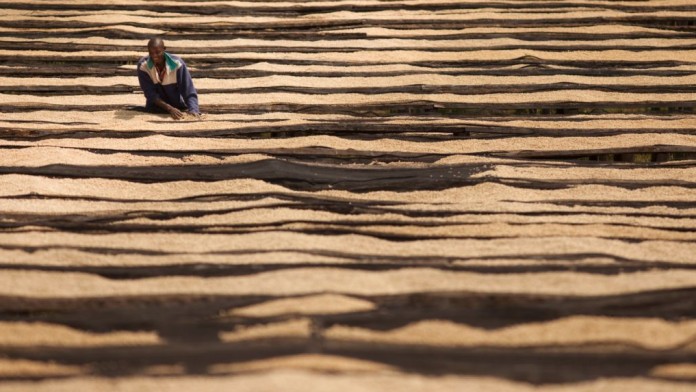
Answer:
[137, 37, 200, 120]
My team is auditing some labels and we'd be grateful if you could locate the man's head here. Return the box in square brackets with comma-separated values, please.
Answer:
[147, 38, 166, 68]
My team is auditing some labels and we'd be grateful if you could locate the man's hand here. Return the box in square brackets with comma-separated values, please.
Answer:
[186, 111, 202, 120]
[168, 107, 186, 120]
[153, 99, 186, 120]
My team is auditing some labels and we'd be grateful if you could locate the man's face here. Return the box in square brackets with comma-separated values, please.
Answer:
[148, 44, 165, 67]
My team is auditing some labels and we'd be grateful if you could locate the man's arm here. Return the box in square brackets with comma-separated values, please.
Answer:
[177, 60, 200, 114]
[137, 65, 185, 120]
[155, 99, 185, 120]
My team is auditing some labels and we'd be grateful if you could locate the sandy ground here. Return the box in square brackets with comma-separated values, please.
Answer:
[1, 0, 695, 390]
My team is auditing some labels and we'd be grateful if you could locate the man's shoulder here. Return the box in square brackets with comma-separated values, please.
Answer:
[137, 56, 150, 70]
[167, 53, 184, 61]
[166, 53, 187, 66]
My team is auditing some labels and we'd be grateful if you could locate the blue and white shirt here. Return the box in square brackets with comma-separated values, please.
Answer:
[137, 52, 200, 114]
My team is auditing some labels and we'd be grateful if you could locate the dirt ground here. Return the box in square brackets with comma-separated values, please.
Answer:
[0, 0, 695, 390]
